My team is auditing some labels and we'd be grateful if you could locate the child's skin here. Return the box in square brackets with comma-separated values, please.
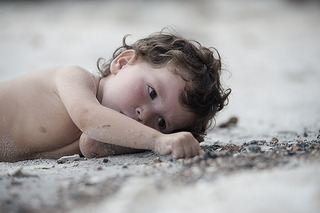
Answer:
[0, 50, 204, 162]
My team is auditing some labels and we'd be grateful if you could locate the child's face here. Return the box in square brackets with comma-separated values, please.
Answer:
[99, 51, 195, 134]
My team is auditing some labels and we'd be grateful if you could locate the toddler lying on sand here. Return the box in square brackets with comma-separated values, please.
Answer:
[0, 31, 230, 162]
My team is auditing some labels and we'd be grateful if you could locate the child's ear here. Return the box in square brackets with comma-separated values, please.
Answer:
[110, 50, 137, 74]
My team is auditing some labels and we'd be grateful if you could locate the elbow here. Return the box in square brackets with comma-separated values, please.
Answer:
[79, 133, 95, 158]
[79, 133, 113, 158]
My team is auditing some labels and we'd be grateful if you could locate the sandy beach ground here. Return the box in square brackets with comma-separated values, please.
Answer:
[0, 0, 320, 212]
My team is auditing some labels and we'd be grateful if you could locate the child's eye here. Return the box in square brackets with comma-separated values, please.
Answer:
[157, 116, 166, 130]
[148, 85, 157, 100]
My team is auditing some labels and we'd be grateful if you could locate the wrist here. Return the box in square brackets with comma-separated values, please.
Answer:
[148, 131, 163, 152]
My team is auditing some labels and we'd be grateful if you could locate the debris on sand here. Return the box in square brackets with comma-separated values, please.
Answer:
[179, 137, 320, 172]
[7, 166, 38, 178]
[57, 154, 81, 164]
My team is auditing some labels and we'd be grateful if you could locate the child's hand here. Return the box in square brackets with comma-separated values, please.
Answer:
[154, 132, 204, 159]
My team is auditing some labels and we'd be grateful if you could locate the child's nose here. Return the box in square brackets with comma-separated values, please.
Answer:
[135, 107, 153, 126]
[135, 107, 143, 122]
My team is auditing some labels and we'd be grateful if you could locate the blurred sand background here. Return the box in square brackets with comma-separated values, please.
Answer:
[0, 0, 320, 212]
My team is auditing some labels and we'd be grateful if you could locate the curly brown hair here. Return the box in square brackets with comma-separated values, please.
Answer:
[97, 31, 231, 142]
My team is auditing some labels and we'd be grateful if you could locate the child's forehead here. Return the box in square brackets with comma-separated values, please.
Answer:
[135, 58, 192, 84]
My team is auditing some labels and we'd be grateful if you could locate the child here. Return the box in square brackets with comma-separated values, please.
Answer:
[0, 31, 230, 162]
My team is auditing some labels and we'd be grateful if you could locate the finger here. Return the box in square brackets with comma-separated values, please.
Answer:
[187, 143, 197, 158]
[183, 141, 194, 158]
[172, 144, 185, 159]
[189, 139, 202, 157]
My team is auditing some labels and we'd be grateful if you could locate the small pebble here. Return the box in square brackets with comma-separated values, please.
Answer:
[303, 128, 308, 137]
[122, 162, 129, 169]
[270, 137, 279, 144]
[102, 158, 109, 163]
[246, 145, 261, 153]
[153, 157, 162, 163]
[293, 146, 301, 152]
[249, 140, 266, 145]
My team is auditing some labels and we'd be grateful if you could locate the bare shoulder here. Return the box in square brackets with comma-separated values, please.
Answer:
[52, 65, 101, 99]
[53, 65, 100, 87]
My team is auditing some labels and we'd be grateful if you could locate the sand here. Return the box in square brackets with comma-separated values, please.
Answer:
[0, 0, 320, 212]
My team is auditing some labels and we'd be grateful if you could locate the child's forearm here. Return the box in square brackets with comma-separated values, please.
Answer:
[78, 107, 204, 159]
[79, 133, 145, 158]
[78, 106, 160, 151]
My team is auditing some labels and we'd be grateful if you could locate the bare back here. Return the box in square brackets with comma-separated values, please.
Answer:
[0, 67, 99, 161]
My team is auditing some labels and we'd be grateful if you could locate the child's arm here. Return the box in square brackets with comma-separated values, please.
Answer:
[55, 66, 203, 158]
[79, 133, 145, 158]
